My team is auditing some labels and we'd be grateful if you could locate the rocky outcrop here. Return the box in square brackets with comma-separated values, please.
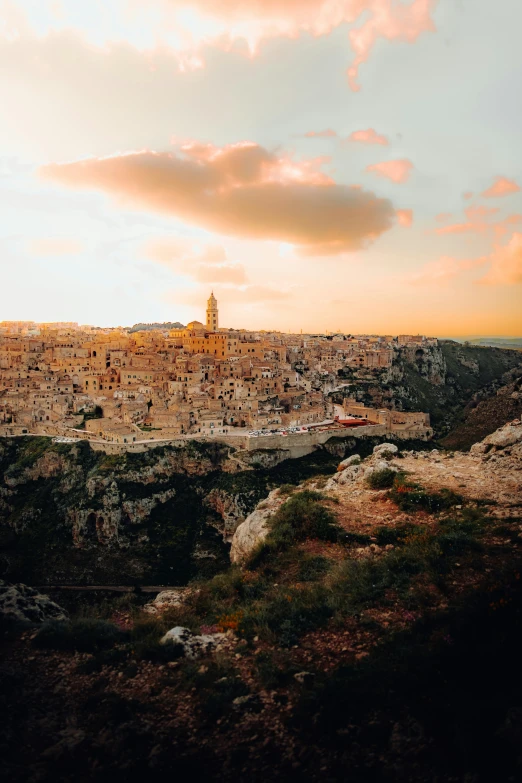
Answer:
[372, 443, 399, 458]
[230, 489, 286, 564]
[441, 377, 522, 451]
[69, 487, 177, 547]
[0, 581, 68, 625]
[337, 454, 361, 471]
[324, 438, 356, 457]
[143, 589, 193, 615]
[238, 449, 291, 469]
[160, 626, 228, 658]
[400, 344, 447, 386]
[471, 419, 522, 452]
[204, 488, 260, 540]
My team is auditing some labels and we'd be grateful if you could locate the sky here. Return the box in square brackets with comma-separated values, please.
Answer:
[1, 0, 521, 336]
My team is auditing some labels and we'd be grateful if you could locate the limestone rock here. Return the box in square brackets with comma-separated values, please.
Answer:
[143, 588, 194, 615]
[160, 626, 227, 658]
[337, 454, 361, 471]
[204, 487, 258, 540]
[0, 581, 68, 626]
[469, 442, 489, 456]
[373, 443, 399, 458]
[230, 488, 285, 564]
[481, 420, 522, 450]
[337, 465, 362, 485]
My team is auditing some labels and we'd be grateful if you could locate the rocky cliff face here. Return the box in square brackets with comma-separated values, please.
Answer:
[0, 438, 244, 586]
[369, 342, 522, 437]
[440, 375, 522, 451]
[0, 432, 394, 586]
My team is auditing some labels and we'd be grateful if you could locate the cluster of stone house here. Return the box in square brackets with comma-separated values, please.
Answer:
[0, 298, 434, 443]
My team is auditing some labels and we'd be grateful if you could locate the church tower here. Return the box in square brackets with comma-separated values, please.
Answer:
[206, 291, 219, 331]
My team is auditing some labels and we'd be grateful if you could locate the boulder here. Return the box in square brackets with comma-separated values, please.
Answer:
[481, 420, 522, 450]
[230, 488, 285, 564]
[373, 443, 399, 458]
[337, 465, 362, 485]
[143, 588, 194, 615]
[337, 454, 361, 471]
[160, 626, 227, 658]
[469, 442, 489, 456]
[0, 581, 68, 626]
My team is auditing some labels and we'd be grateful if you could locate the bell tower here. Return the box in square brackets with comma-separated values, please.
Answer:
[206, 291, 219, 331]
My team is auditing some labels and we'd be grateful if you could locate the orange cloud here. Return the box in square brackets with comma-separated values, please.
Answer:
[396, 209, 413, 227]
[481, 176, 521, 199]
[435, 205, 499, 235]
[479, 233, 522, 285]
[41, 141, 395, 255]
[415, 232, 522, 287]
[410, 256, 487, 286]
[27, 237, 83, 256]
[435, 212, 452, 222]
[463, 191, 473, 200]
[348, 128, 389, 145]
[366, 158, 413, 184]
[347, 0, 437, 90]
[13, 1, 438, 90]
[305, 129, 337, 138]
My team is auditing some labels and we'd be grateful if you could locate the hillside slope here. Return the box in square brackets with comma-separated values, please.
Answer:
[0, 435, 392, 586]
[2, 422, 522, 781]
[440, 376, 522, 450]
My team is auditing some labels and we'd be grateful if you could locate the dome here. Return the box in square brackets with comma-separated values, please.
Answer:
[186, 320, 206, 330]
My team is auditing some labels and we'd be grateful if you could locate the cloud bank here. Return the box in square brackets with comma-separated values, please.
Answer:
[5, 0, 438, 90]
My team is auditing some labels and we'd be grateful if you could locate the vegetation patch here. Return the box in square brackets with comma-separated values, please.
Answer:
[388, 474, 463, 513]
[33, 618, 127, 653]
[366, 467, 397, 489]
[247, 490, 342, 568]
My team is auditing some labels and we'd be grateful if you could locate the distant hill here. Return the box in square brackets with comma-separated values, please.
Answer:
[128, 322, 185, 333]
[452, 337, 522, 349]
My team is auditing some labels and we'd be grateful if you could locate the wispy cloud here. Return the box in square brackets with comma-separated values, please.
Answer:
[481, 176, 521, 199]
[348, 128, 389, 145]
[479, 232, 522, 285]
[410, 255, 487, 286]
[366, 159, 414, 184]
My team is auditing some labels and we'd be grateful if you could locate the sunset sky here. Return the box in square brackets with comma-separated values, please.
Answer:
[1, 0, 521, 335]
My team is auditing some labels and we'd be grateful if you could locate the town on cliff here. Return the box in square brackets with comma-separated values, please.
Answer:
[0, 293, 433, 446]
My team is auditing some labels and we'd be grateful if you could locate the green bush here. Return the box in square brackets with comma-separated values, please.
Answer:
[248, 491, 341, 568]
[366, 468, 398, 489]
[341, 531, 373, 546]
[297, 555, 331, 582]
[389, 476, 463, 513]
[278, 484, 297, 496]
[34, 618, 127, 653]
[240, 584, 333, 646]
[374, 522, 421, 546]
